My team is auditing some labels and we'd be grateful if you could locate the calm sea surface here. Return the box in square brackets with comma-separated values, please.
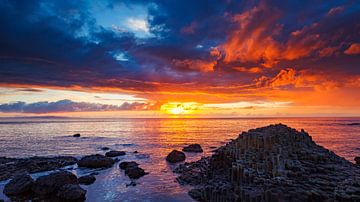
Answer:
[0, 117, 359, 201]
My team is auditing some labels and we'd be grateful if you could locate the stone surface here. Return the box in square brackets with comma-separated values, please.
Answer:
[0, 156, 77, 181]
[32, 171, 78, 196]
[166, 150, 186, 163]
[3, 173, 34, 196]
[78, 175, 96, 185]
[73, 133, 81, 137]
[105, 150, 126, 157]
[77, 154, 115, 168]
[182, 144, 203, 153]
[355, 156, 360, 165]
[175, 124, 360, 201]
[119, 161, 148, 179]
[56, 184, 86, 201]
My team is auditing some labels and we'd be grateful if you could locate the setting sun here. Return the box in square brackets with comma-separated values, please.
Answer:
[160, 102, 199, 116]
[170, 105, 185, 115]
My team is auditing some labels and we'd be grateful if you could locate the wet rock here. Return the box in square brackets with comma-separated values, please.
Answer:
[78, 175, 96, 185]
[32, 171, 78, 196]
[56, 184, 86, 201]
[3, 173, 34, 196]
[175, 124, 360, 201]
[183, 144, 203, 153]
[166, 150, 186, 163]
[101, 147, 110, 151]
[133, 150, 139, 153]
[0, 156, 77, 181]
[73, 133, 81, 137]
[77, 154, 114, 168]
[119, 161, 148, 179]
[355, 156, 360, 165]
[105, 150, 126, 157]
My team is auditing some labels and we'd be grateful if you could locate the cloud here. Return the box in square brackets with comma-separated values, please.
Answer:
[0, 100, 157, 113]
[344, 43, 360, 55]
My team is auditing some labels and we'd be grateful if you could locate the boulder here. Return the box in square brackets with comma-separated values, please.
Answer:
[182, 144, 203, 152]
[73, 134, 80, 137]
[119, 161, 148, 179]
[32, 171, 78, 196]
[56, 184, 86, 201]
[105, 150, 126, 157]
[77, 154, 115, 168]
[78, 175, 96, 185]
[101, 147, 110, 151]
[3, 173, 34, 196]
[166, 150, 186, 163]
[355, 156, 360, 165]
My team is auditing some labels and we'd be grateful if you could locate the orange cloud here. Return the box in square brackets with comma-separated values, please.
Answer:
[344, 43, 360, 55]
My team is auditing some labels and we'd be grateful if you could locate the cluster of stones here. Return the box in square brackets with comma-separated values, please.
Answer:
[3, 171, 87, 201]
[119, 161, 148, 179]
[175, 124, 360, 201]
[166, 144, 204, 163]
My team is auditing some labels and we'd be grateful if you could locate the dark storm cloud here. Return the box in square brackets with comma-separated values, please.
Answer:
[0, 99, 154, 113]
[0, 0, 359, 101]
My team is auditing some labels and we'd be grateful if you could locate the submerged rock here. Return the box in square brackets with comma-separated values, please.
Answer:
[73, 133, 81, 137]
[175, 124, 360, 201]
[119, 161, 148, 179]
[166, 150, 186, 163]
[77, 154, 115, 168]
[0, 156, 77, 181]
[105, 150, 126, 157]
[3, 173, 34, 196]
[78, 175, 96, 185]
[32, 171, 78, 196]
[56, 184, 86, 201]
[183, 144, 203, 153]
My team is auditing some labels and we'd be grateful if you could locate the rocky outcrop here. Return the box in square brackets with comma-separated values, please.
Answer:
[56, 184, 86, 201]
[0, 156, 77, 181]
[78, 174, 96, 185]
[77, 154, 115, 168]
[166, 150, 186, 163]
[3, 173, 34, 197]
[105, 150, 126, 157]
[73, 133, 81, 137]
[183, 144, 203, 152]
[32, 171, 78, 196]
[175, 124, 360, 201]
[119, 161, 148, 179]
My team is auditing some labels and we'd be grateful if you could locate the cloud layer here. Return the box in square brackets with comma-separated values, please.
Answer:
[0, 0, 359, 107]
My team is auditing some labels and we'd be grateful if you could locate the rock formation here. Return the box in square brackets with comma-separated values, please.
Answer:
[0, 156, 77, 181]
[166, 150, 186, 163]
[183, 144, 203, 153]
[78, 174, 96, 185]
[105, 150, 126, 157]
[77, 154, 115, 168]
[119, 161, 148, 179]
[175, 124, 360, 201]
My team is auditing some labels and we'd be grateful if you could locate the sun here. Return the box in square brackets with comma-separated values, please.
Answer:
[170, 105, 185, 115]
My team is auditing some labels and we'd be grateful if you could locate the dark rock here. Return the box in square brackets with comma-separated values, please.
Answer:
[175, 124, 360, 201]
[73, 133, 80, 137]
[101, 147, 110, 151]
[0, 156, 77, 181]
[78, 175, 96, 185]
[105, 150, 126, 157]
[77, 154, 114, 168]
[133, 150, 139, 153]
[56, 184, 86, 201]
[119, 161, 138, 169]
[182, 144, 203, 153]
[119, 161, 148, 179]
[32, 171, 78, 196]
[166, 150, 186, 163]
[3, 173, 34, 196]
[355, 156, 360, 165]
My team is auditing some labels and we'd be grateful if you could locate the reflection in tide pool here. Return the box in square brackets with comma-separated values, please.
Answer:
[0, 117, 359, 201]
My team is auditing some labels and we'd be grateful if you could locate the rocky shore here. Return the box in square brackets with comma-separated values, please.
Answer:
[175, 124, 360, 201]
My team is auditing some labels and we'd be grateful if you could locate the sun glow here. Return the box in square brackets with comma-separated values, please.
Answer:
[160, 102, 199, 116]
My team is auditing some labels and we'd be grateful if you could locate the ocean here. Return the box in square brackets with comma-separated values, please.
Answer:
[0, 117, 359, 201]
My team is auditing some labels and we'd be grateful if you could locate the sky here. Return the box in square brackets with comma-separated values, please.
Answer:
[0, 0, 359, 117]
